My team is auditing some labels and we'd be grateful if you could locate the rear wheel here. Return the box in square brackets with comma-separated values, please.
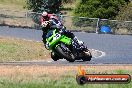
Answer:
[82, 50, 92, 61]
[82, 56, 92, 61]
[56, 44, 75, 62]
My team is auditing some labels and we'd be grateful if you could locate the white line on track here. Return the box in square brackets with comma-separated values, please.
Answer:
[90, 49, 106, 58]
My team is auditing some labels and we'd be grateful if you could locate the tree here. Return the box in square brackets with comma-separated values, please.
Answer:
[27, 0, 62, 13]
[26, 0, 62, 25]
[74, 0, 129, 19]
[62, 0, 76, 3]
[116, 1, 132, 21]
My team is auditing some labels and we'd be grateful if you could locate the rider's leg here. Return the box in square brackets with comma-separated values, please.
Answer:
[73, 36, 84, 45]
[62, 30, 83, 45]
[42, 32, 50, 49]
[42, 32, 46, 44]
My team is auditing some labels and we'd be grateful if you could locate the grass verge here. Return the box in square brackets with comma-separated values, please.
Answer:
[0, 65, 131, 88]
[0, 37, 50, 61]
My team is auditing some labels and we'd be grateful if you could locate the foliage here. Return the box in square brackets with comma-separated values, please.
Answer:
[116, 1, 132, 21]
[72, 17, 97, 28]
[74, 0, 130, 19]
[62, 0, 76, 3]
[26, 0, 62, 25]
[27, 0, 62, 13]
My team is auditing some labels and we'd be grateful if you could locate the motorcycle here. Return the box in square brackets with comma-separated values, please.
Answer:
[45, 28, 92, 62]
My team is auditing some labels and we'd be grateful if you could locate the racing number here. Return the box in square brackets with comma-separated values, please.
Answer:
[54, 33, 60, 40]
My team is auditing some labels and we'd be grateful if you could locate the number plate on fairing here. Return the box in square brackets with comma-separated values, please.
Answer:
[53, 33, 61, 40]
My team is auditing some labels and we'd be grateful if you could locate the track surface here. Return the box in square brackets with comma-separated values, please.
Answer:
[0, 26, 132, 64]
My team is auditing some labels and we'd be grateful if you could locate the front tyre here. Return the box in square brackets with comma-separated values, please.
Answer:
[51, 52, 59, 61]
[56, 44, 75, 62]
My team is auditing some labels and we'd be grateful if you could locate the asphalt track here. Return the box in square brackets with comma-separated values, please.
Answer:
[0, 26, 132, 65]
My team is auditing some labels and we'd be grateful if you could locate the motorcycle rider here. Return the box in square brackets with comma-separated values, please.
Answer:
[40, 11, 83, 49]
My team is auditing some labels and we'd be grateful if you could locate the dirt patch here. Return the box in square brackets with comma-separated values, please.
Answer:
[0, 2, 33, 28]
[0, 65, 132, 80]
[114, 28, 132, 35]
[1, 18, 35, 27]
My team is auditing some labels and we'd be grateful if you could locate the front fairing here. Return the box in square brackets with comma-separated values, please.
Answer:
[46, 29, 72, 50]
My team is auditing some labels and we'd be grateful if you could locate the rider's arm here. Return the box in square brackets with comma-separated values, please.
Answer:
[40, 16, 45, 25]
[40, 17, 50, 27]
[49, 15, 62, 28]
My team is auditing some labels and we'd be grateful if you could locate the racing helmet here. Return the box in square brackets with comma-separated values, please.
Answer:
[42, 11, 48, 17]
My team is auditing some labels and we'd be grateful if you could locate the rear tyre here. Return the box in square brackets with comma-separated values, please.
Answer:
[56, 44, 75, 62]
[51, 52, 59, 61]
[82, 50, 92, 61]
[82, 56, 92, 61]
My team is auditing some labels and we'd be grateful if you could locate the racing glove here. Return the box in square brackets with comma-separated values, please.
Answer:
[41, 21, 50, 27]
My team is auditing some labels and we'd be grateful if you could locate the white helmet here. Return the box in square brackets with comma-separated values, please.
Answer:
[42, 11, 48, 16]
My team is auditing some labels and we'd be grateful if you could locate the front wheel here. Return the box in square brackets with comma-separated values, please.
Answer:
[55, 44, 75, 62]
[51, 52, 59, 61]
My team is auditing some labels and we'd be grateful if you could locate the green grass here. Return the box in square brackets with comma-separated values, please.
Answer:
[0, 37, 50, 61]
[0, 43, 18, 53]
[0, 70, 131, 88]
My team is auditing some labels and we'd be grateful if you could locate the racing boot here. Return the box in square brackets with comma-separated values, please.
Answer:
[42, 39, 49, 50]
[73, 36, 84, 46]
[73, 36, 87, 51]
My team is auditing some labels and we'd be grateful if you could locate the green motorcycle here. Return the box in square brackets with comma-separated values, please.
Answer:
[45, 29, 92, 62]
[46, 29, 92, 62]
